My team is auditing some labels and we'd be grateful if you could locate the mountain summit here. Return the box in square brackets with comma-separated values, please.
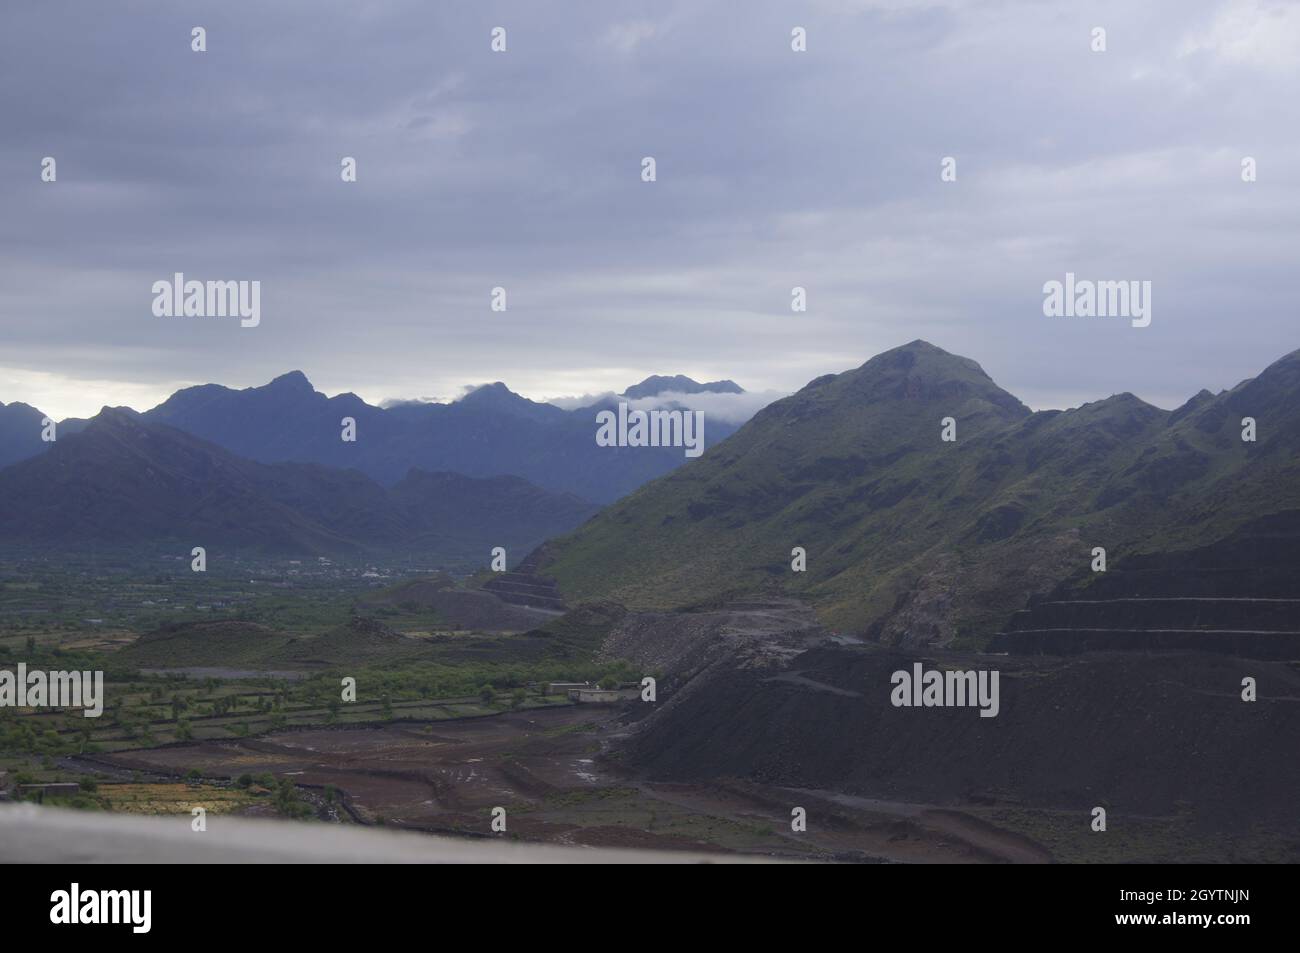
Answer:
[537, 340, 1300, 644]
[263, 370, 315, 394]
[0, 400, 50, 469]
[622, 375, 744, 399]
[457, 382, 566, 422]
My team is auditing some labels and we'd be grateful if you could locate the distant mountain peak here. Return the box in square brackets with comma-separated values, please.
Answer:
[823, 339, 1018, 407]
[622, 375, 745, 399]
[0, 400, 41, 415]
[1068, 392, 1166, 433]
[89, 405, 142, 427]
[869, 339, 967, 369]
[265, 370, 314, 392]
[455, 382, 567, 424]
[460, 381, 522, 404]
[0, 400, 52, 470]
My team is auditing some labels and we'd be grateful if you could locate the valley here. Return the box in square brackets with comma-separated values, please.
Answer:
[4, 550, 1293, 862]
[3, 341, 1298, 864]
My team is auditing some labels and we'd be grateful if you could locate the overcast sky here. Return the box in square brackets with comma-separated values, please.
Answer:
[1, 0, 1297, 420]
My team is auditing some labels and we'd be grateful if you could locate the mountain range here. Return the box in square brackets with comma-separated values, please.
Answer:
[522, 340, 1300, 846]
[8, 344, 1293, 857]
[8, 341, 1299, 633]
[1, 373, 745, 504]
[0, 408, 598, 561]
[537, 340, 1300, 644]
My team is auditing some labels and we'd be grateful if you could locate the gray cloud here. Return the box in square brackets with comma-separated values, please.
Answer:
[546, 388, 787, 425]
[1, 0, 1296, 419]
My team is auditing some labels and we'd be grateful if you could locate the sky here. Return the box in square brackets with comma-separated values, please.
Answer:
[1, 0, 1298, 421]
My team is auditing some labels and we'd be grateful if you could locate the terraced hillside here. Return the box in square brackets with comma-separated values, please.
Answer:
[480, 547, 569, 611]
[989, 512, 1300, 660]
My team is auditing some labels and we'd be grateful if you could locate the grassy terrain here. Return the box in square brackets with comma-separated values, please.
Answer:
[31, 782, 264, 816]
[540, 341, 1300, 642]
[979, 805, 1299, 864]
[0, 556, 639, 819]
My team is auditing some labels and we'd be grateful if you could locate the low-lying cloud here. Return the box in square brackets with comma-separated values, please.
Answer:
[548, 388, 787, 425]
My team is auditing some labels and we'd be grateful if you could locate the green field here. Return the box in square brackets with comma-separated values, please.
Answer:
[0, 554, 638, 819]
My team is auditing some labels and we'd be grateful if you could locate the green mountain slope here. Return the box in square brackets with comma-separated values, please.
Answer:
[538, 341, 1300, 644]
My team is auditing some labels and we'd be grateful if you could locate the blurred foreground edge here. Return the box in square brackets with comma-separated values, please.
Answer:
[0, 803, 777, 864]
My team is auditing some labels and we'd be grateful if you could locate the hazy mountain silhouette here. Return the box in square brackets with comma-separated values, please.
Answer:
[622, 375, 744, 399]
[0, 408, 598, 559]
[1, 371, 748, 503]
[135, 373, 739, 503]
[0, 400, 49, 470]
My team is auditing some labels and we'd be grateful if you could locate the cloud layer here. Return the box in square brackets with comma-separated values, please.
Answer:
[1, 0, 1297, 419]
